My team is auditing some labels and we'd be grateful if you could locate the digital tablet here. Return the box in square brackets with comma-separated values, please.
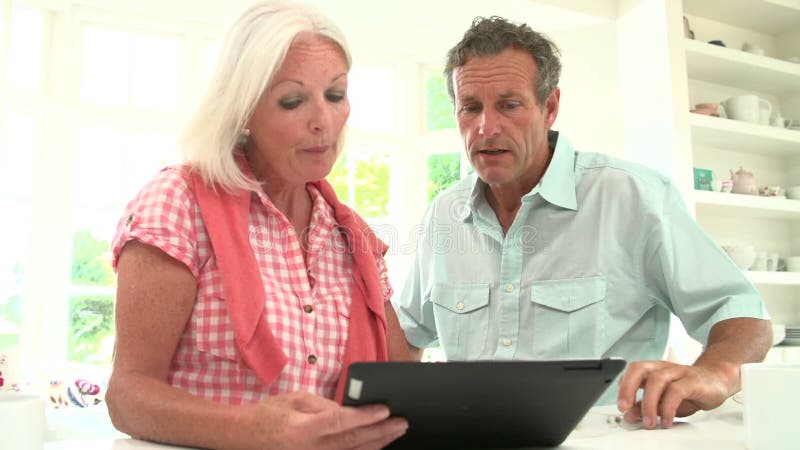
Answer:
[343, 358, 626, 449]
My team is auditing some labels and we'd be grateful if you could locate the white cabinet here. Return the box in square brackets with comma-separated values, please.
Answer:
[680, 0, 800, 360]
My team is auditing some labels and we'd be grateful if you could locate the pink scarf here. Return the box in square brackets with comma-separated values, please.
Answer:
[191, 173, 389, 402]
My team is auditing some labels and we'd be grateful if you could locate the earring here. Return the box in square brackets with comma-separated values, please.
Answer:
[237, 128, 251, 147]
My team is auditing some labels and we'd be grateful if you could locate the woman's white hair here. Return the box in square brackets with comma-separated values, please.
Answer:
[180, 0, 351, 191]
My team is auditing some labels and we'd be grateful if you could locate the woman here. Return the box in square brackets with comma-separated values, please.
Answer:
[106, 1, 410, 449]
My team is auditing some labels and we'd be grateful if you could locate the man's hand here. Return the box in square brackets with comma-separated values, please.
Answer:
[616, 360, 731, 429]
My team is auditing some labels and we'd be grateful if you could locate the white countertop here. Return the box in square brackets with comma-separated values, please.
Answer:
[44, 398, 747, 449]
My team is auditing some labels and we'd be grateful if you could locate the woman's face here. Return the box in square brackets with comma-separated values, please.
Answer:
[246, 34, 350, 187]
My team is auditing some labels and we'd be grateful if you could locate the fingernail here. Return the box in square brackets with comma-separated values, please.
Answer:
[643, 416, 653, 428]
[617, 400, 628, 411]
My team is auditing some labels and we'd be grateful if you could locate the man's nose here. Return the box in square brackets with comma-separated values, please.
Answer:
[478, 109, 501, 137]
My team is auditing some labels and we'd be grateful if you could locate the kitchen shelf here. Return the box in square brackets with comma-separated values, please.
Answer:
[694, 190, 800, 220]
[689, 113, 800, 157]
[683, 0, 800, 35]
[684, 38, 800, 96]
[746, 271, 800, 286]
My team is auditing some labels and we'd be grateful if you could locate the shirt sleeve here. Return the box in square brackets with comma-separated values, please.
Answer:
[391, 202, 440, 349]
[110, 166, 200, 278]
[375, 253, 394, 303]
[640, 180, 770, 346]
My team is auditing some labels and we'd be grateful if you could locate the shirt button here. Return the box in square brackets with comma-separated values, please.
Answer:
[456, 301, 465, 310]
[307, 354, 317, 364]
[505, 284, 515, 293]
[502, 338, 512, 346]
[303, 304, 314, 314]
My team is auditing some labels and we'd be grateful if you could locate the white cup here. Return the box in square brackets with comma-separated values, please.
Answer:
[0, 393, 46, 450]
[742, 363, 800, 450]
[742, 42, 765, 56]
[722, 95, 772, 124]
[785, 256, 800, 272]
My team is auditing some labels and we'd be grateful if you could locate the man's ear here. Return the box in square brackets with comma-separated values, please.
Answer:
[544, 87, 560, 128]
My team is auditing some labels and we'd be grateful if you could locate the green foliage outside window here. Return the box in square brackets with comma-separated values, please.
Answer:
[427, 153, 461, 200]
[72, 229, 114, 286]
[69, 230, 115, 365]
[68, 293, 114, 364]
[328, 153, 390, 218]
[425, 72, 456, 131]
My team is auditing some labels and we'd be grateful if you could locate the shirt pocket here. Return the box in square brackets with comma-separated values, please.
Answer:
[530, 276, 607, 358]
[430, 283, 491, 360]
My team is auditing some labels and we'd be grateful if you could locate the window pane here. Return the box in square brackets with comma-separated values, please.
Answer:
[0, 201, 29, 350]
[68, 291, 114, 366]
[131, 34, 181, 111]
[74, 126, 176, 207]
[352, 154, 389, 218]
[69, 211, 117, 366]
[121, 131, 177, 200]
[327, 152, 389, 218]
[0, 109, 36, 198]
[73, 127, 126, 206]
[427, 153, 460, 200]
[348, 66, 395, 133]
[6, 5, 43, 92]
[425, 70, 456, 131]
[80, 26, 130, 107]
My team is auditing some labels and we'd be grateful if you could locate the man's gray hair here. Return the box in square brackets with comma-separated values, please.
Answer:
[444, 16, 561, 105]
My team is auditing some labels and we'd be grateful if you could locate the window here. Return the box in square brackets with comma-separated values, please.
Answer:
[421, 67, 464, 200]
[80, 26, 181, 111]
[5, 5, 44, 92]
[68, 126, 177, 366]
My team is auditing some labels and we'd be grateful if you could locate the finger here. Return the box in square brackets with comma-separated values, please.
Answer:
[617, 361, 660, 412]
[658, 382, 689, 428]
[352, 425, 409, 450]
[310, 404, 392, 436]
[640, 367, 681, 429]
[322, 417, 408, 450]
[622, 400, 642, 424]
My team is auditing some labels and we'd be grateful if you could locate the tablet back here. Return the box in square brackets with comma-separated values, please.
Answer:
[343, 359, 625, 449]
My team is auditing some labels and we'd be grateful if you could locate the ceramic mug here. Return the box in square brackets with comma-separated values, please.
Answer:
[742, 363, 800, 450]
[722, 95, 771, 124]
[785, 256, 800, 272]
[0, 393, 46, 450]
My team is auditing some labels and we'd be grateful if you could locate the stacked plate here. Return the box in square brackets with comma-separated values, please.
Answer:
[783, 326, 800, 346]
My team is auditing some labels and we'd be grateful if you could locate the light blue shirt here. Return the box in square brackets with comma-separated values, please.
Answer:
[393, 131, 769, 404]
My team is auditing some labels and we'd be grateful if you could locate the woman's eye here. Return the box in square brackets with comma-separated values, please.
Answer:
[279, 98, 302, 110]
[326, 91, 346, 102]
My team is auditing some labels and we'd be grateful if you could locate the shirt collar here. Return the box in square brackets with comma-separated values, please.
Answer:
[462, 130, 578, 222]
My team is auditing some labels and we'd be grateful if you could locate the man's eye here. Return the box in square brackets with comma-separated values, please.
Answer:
[504, 102, 520, 110]
[279, 98, 301, 110]
[460, 104, 479, 113]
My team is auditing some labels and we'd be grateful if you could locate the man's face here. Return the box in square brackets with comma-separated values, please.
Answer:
[452, 47, 559, 190]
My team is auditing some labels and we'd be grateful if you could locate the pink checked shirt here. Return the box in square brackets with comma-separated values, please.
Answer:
[111, 166, 392, 404]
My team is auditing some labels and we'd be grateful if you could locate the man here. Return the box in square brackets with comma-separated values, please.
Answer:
[393, 16, 772, 430]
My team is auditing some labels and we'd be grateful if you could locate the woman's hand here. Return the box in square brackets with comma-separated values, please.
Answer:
[235, 391, 408, 450]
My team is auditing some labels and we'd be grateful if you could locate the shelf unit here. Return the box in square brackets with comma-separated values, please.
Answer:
[681, 0, 800, 360]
